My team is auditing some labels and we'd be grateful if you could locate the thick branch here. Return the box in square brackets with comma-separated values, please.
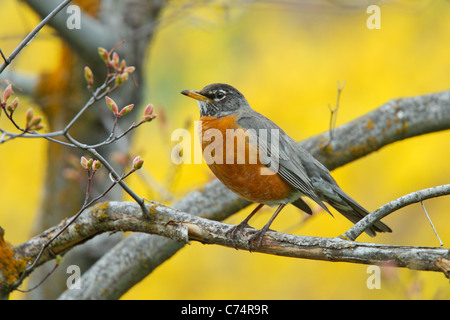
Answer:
[59, 179, 247, 300]
[302, 90, 450, 169]
[13, 201, 450, 285]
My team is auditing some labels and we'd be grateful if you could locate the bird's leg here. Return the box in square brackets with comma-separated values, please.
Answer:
[226, 203, 264, 249]
[249, 204, 286, 251]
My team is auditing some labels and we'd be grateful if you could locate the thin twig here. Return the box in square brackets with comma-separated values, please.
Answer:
[16, 261, 59, 293]
[63, 77, 114, 134]
[344, 184, 450, 241]
[326, 80, 345, 145]
[15, 166, 136, 291]
[0, 48, 8, 63]
[87, 148, 148, 215]
[0, 0, 72, 74]
[1, 50, 149, 211]
[421, 201, 443, 247]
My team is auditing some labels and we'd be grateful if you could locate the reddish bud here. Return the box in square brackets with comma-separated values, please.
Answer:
[7, 97, 19, 114]
[143, 104, 154, 115]
[111, 52, 120, 69]
[142, 114, 157, 122]
[25, 108, 34, 124]
[125, 66, 135, 74]
[92, 160, 102, 172]
[132, 156, 144, 170]
[142, 104, 156, 122]
[105, 96, 119, 115]
[6, 97, 19, 114]
[84, 66, 94, 86]
[120, 72, 129, 82]
[118, 104, 134, 117]
[31, 124, 44, 131]
[28, 116, 42, 128]
[115, 72, 128, 87]
[2, 84, 12, 104]
[119, 60, 126, 72]
[25, 109, 44, 131]
[12, 97, 19, 108]
[115, 76, 123, 87]
[98, 47, 109, 63]
[80, 156, 90, 170]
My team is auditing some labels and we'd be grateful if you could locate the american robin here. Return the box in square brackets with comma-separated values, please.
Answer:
[181, 83, 391, 248]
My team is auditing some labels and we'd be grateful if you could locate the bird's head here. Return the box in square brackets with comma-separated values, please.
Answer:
[181, 83, 249, 117]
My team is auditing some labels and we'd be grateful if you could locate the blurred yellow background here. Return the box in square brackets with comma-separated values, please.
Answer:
[1, 0, 449, 299]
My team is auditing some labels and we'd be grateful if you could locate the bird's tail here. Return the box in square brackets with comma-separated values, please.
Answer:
[323, 185, 392, 237]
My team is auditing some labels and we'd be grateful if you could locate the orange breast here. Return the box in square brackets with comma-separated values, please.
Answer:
[199, 115, 293, 203]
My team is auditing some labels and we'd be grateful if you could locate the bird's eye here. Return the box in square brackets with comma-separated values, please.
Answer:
[215, 91, 226, 101]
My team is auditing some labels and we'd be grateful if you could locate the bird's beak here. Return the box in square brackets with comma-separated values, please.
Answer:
[180, 90, 212, 102]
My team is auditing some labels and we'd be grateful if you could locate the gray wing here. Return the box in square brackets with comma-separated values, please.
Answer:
[236, 109, 332, 215]
[237, 108, 392, 236]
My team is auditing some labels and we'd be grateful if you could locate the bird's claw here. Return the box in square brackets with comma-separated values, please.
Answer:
[247, 227, 275, 252]
[227, 223, 274, 252]
[226, 222, 254, 249]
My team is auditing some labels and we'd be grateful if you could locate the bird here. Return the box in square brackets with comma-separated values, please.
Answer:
[181, 83, 391, 249]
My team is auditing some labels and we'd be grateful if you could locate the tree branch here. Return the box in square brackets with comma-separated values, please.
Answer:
[12, 201, 450, 290]
[23, 0, 117, 64]
[0, 0, 72, 74]
[302, 90, 450, 170]
[344, 184, 450, 241]
[60, 179, 247, 300]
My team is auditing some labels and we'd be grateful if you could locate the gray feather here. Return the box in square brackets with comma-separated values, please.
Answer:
[237, 108, 391, 236]
[237, 111, 332, 215]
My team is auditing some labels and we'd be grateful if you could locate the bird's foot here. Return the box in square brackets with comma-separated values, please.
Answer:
[226, 222, 254, 249]
[248, 227, 274, 252]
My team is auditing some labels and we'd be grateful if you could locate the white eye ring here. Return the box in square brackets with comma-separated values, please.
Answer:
[214, 90, 226, 101]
